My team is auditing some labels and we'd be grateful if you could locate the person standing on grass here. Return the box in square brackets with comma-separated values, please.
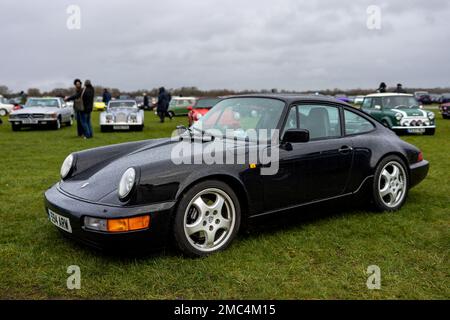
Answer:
[65, 79, 85, 137]
[103, 88, 111, 106]
[157, 87, 171, 123]
[81, 80, 95, 139]
[143, 92, 149, 110]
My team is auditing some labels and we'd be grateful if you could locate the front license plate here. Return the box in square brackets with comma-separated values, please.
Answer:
[22, 119, 38, 124]
[48, 209, 72, 233]
[113, 125, 129, 130]
[408, 128, 425, 133]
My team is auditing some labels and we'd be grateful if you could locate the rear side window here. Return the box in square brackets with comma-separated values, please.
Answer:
[344, 110, 375, 135]
[298, 105, 341, 140]
[362, 98, 372, 109]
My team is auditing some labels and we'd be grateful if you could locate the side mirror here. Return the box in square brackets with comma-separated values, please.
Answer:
[374, 105, 381, 110]
[282, 129, 310, 144]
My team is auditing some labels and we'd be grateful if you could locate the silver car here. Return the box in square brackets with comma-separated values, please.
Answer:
[8, 97, 74, 131]
[100, 100, 144, 132]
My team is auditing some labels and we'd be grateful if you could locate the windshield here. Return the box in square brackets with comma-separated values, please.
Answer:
[191, 97, 285, 140]
[95, 96, 103, 102]
[194, 98, 220, 109]
[25, 98, 59, 108]
[109, 101, 136, 108]
[382, 96, 419, 109]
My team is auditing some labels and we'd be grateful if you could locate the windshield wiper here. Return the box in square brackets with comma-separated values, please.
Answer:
[177, 125, 214, 142]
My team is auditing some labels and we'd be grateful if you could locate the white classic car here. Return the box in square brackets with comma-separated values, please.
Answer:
[0, 96, 14, 116]
[8, 97, 74, 131]
[100, 100, 144, 132]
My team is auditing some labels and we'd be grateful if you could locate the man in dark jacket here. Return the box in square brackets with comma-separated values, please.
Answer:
[65, 79, 84, 137]
[157, 87, 170, 123]
[143, 93, 149, 110]
[377, 82, 387, 93]
[102, 89, 112, 106]
[395, 83, 406, 93]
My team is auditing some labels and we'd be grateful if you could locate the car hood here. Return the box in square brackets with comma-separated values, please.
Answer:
[390, 108, 427, 117]
[11, 107, 59, 114]
[59, 137, 252, 203]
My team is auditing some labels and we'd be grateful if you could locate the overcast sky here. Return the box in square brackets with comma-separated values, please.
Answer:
[1, 0, 449, 92]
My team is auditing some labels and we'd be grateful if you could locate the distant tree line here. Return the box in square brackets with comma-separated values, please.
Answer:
[1, 84, 450, 99]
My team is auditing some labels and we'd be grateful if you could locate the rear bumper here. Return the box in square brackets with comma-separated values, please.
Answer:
[409, 160, 429, 189]
[44, 184, 175, 252]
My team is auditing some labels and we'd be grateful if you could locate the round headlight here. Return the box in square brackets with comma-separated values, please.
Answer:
[60, 154, 74, 179]
[427, 112, 435, 120]
[118, 168, 136, 200]
[395, 113, 403, 121]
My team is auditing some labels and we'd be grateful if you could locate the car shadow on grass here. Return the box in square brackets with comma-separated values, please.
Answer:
[55, 194, 375, 262]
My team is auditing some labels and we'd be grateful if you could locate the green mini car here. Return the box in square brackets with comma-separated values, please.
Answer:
[361, 93, 436, 135]
[167, 97, 197, 117]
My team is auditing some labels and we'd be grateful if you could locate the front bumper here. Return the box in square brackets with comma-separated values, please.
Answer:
[9, 118, 58, 126]
[391, 125, 435, 130]
[409, 160, 429, 189]
[44, 184, 175, 251]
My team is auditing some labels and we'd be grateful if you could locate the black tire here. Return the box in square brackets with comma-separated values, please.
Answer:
[66, 116, 73, 126]
[0, 108, 7, 117]
[100, 125, 109, 132]
[136, 125, 144, 132]
[168, 111, 175, 118]
[424, 128, 435, 135]
[173, 180, 241, 257]
[12, 123, 21, 131]
[372, 155, 409, 212]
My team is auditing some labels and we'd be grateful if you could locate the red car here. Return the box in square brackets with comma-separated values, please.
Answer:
[187, 97, 221, 126]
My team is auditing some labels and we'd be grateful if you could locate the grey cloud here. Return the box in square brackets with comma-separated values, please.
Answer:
[0, 0, 449, 92]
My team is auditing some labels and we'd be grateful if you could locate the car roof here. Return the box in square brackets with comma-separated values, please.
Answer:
[172, 96, 197, 100]
[222, 94, 353, 106]
[365, 93, 414, 98]
[110, 99, 136, 103]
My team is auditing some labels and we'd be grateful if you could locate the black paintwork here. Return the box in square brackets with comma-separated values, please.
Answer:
[44, 94, 429, 250]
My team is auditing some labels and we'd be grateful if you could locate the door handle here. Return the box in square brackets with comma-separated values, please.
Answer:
[338, 145, 353, 154]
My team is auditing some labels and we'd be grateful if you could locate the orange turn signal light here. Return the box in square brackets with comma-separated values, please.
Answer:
[107, 215, 150, 233]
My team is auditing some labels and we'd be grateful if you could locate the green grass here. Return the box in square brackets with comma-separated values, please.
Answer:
[0, 110, 448, 299]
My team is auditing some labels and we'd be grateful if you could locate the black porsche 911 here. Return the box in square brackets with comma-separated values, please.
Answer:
[44, 95, 429, 257]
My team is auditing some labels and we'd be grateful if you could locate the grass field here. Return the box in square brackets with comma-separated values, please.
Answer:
[0, 109, 448, 299]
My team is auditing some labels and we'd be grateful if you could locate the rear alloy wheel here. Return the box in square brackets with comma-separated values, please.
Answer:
[168, 111, 175, 118]
[372, 156, 408, 211]
[173, 181, 241, 257]
[0, 109, 7, 117]
[67, 116, 73, 126]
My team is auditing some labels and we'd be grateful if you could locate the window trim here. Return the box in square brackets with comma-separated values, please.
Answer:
[286, 101, 344, 142]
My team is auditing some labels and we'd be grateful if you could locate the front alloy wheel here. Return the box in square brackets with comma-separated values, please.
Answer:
[173, 181, 241, 257]
[373, 156, 408, 211]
